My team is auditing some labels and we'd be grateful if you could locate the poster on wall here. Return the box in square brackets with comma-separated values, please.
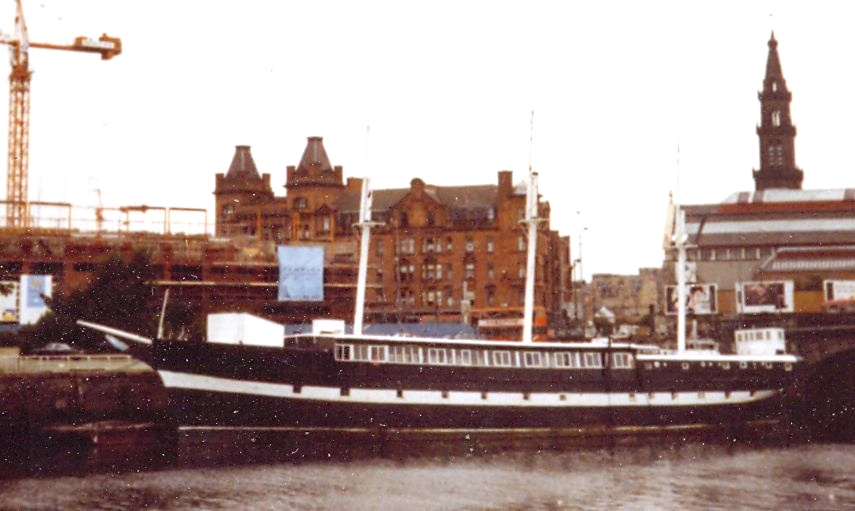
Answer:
[0, 281, 18, 323]
[19, 275, 52, 325]
[735, 280, 794, 314]
[277, 246, 324, 301]
[665, 284, 717, 315]
[823, 280, 855, 303]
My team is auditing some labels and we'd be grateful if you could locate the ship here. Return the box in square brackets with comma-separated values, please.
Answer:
[79, 165, 802, 435]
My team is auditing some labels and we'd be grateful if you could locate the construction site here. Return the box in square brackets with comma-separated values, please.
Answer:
[0, 1, 365, 332]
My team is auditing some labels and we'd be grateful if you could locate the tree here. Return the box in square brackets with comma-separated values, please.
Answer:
[24, 251, 159, 351]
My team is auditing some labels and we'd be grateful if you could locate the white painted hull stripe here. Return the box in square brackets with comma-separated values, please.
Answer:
[159, 371, 779, 408]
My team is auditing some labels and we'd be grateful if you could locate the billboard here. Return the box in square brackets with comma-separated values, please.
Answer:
[0, 281, 18, 323]
[665, 284, 717, 315]
[277, 246, 324, 301]
[824, 280, 855, 302]
[735, 280, 794, 314]
[20, 275, 52, 325]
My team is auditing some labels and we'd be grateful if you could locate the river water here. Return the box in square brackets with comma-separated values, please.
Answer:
[1, 436, 854, 511]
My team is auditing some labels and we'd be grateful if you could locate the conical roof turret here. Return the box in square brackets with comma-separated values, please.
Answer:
[225, 145, 261, 181]
[296, 136, 333, 174]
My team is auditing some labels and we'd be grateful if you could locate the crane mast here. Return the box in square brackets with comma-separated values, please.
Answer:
[0, 0, 120, 228]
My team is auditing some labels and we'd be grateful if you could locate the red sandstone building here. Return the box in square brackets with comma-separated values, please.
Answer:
[215, 137, 572, 325]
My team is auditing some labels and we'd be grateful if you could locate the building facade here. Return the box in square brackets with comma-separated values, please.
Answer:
[591, 269, 661, 325]
[664, 33, 855, 332]
[215, 137, 572, 326]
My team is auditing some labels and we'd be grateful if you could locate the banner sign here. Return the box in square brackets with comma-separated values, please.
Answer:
[278, 246, 324, 301]
[736, 280, 794, 314]
[20, 275, 52, 325]
[665, 284, 717, 315]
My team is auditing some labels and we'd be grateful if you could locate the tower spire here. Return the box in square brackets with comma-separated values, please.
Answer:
[753, 32, 803, 191]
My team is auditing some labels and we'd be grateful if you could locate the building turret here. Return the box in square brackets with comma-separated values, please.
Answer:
[285, 136, 345, 212]
[753, 32, 803, 191]
[214, 145, 273, 236]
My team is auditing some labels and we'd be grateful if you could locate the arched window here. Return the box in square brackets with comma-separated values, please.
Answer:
[771, 110, 781, 127]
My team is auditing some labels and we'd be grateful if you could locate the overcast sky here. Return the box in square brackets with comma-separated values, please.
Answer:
[6, 1, 855, 279]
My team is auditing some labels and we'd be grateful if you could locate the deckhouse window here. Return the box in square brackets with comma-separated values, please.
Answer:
[368, 345, 387, 363]
[334, 344, 353, 361]
[523, 352, 544, 368]
[459, 349, 472, 366]
[583, 352, 603, 368]
[492, 350, 513, 367]
[554, 352, 579, 368]
[355, 344, 369, 361]
[428, 348, 448, 365]
[611, 352, 634, 369]
[390, 345, 420, 364]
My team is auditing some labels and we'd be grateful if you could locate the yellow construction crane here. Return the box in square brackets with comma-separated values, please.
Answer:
[0, 0, 120, 228]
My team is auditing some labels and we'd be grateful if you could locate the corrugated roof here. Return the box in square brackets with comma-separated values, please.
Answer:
[721, 189, 855, 204]
[759, 246, 855, 273]
[683, 191, 855, 248]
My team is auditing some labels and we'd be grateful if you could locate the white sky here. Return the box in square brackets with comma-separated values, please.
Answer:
[5, 1, 855, 279]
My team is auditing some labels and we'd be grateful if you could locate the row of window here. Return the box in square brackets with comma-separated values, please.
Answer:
[396, 260, 526, 283]
[683, 247, 776, 262]
[380, 236, 522, 257]
[395, 286, 543, 309]
[334, 343, 635, 370]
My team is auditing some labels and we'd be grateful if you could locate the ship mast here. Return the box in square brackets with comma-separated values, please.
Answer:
[675, 206, 687, 353]
[353, 125, 379, 335]
[522, 112, 541, 344]
[673, 145, 687, 353]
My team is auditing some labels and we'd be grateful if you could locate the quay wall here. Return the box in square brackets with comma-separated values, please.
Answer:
[0, 355, 176, 475]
